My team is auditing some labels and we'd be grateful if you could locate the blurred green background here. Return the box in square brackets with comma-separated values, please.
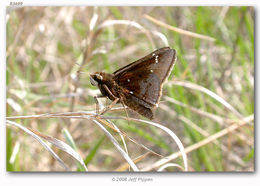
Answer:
[6, 6, 254, 171]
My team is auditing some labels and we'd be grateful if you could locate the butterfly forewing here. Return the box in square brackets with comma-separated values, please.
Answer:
[113, 47, 173, 76]
[117, 69, 160, 107]
[114, 47, 176, 106]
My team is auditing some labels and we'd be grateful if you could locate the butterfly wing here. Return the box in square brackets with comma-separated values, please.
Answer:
[114, 47, 176, 107]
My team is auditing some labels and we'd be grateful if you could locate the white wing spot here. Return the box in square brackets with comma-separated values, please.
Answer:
[150, 70, 154, 73]
[130, 91, 133, 94]
[127, 79, 130, 82]
[152, 53, 155, 56]
[155, 55, 159, 63]
[155, 103, 159, 108]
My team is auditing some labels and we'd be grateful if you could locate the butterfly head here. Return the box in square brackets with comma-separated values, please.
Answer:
[90, 72, 104, 86]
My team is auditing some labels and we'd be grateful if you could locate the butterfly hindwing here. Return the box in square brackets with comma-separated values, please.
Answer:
[122, 92, 154, 119]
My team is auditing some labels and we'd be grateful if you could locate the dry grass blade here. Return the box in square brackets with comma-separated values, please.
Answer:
[157, 163, 184, 172]
[27, 127, 88, 171]
[97, 19, 169, 49]
[97, 20, 145, 32]
[151, 30, 169, 46]
[97, 117, 163, 158]
[92, 119, 139, 171]
[6, 111, 95, 120]
[9, 142, 20, 164]
[144, 14, 216, 42]
[89, 7, 98, 31]
[169, 80, 243, 118]
[7, 111, 162, 171]
[101, 118, 130, 157]
[115, 152, 151, 171]
[6, 120, 69, 171]
[177, 114, 210, 137]
[141, 115, 253, 171]
[160, 103, 247, 167]
[97, 20, 155, 48]
[98, 116, 188, 171]
[164, 96, 225, 124]
[162, 96, 252, 147]
[102, 116, 188, 171]
[95, 97, 130, 156]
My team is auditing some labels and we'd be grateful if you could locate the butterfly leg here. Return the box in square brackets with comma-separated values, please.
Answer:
[100, 97, 119, 115]
[99, 84, 120, 115]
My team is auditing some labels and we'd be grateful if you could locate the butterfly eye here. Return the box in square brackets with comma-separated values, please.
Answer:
[96, 74, 103, 80]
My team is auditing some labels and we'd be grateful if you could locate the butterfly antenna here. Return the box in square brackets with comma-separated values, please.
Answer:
[77, 70, 91, 76]
[75, 62, 92, 76]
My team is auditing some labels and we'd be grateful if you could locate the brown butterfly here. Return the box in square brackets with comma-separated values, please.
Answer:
[90, 47, 176, 120]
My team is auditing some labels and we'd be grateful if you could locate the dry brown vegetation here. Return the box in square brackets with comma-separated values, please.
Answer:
[6, 6, 254, 172]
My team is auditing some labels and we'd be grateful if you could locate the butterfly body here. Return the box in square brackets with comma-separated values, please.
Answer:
[90, 47, 177, 120]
